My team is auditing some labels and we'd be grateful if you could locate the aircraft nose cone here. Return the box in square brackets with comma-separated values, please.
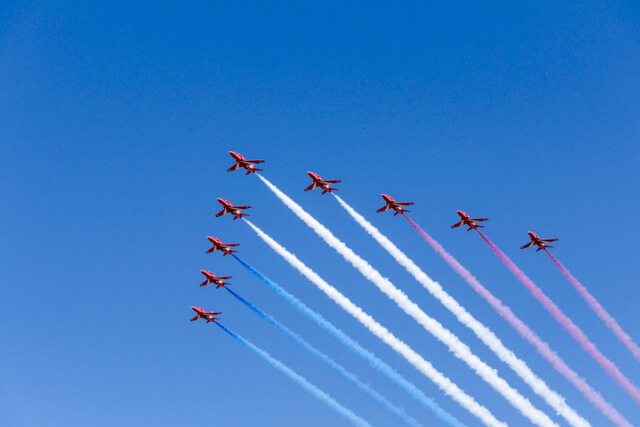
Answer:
[200, 270, 207, 275]
[456, 210, 464, 215]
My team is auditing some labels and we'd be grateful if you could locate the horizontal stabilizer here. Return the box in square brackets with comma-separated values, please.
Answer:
[321, 187, 338, 194]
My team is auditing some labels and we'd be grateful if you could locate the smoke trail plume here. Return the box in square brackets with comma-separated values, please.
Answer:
[334, 195, 588, 427]
[477, 230, 640, 407]
[214, 321, 371, 427]
[406, 215, 631, 427]
[243, 218, 506, 425]
[224, 287, 422, 427]
[233, 252, 467, 427]
[257, 174, 556, 427]
[545, 250, 640, 364]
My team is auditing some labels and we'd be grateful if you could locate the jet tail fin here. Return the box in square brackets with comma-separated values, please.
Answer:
[321, 187, 338, 194]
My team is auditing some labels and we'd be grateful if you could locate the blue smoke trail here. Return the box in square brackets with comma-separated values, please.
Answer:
[214, 321, 371, 427]
[225, 287, 422, 427]
[233, 254, 465, 427]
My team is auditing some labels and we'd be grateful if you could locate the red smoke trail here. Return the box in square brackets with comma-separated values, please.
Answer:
[476, 229, 640, 407]
[404, 214, 632, 426]
[545, 250, 640, 364]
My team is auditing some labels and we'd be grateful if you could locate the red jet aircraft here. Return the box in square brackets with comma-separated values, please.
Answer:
[199, 270, 232, 288]
[376, 194, 415, 216]
[227, 151, 265, 175]
[304, 172, 341, 194]
[216, 198, 251, 220]
[190, 306, 222, 323]
[451, 210, 489, 231]
[520, 231, 558, 252]
[206, 236, 239, 255]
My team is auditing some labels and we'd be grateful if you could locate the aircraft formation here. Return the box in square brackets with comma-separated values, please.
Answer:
[189, 151, 638, 427]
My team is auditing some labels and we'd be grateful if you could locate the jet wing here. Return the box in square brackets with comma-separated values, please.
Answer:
[395, 202, 414, 206]
[520, 241, 535, 249]
[322, 179, 342, 184]
[540, 238, 558, 243]
[248, 159, 265, 164]
[227, 163, 242, 172]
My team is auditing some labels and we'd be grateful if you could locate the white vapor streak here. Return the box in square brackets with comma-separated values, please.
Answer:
[258, 174, 557, 427]
[245, 219, 506, 427]
[335, 195, 590, 427]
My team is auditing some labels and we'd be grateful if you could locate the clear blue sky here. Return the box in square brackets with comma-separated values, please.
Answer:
[1, 1, 639, 426]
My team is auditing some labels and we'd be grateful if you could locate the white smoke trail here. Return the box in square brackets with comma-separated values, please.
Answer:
[233, 253, 464, 427]
[244, 218, 506, 427]
[257, 174, 557, 427]
[334, 195, 589, 427]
